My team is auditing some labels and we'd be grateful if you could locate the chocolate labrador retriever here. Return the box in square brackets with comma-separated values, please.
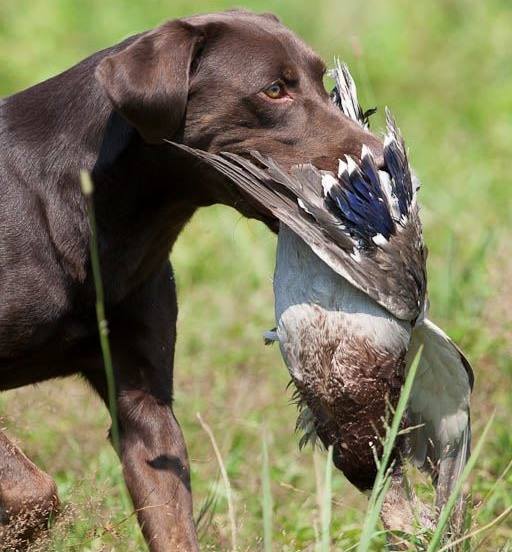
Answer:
[0, 9, 385, 551]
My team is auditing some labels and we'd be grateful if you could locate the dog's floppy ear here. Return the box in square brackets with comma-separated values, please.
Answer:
[95, 20, 205, 144]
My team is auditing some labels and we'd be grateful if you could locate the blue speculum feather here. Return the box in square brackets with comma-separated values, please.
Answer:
[384, 142, 412, 218]
[325, 158, 397, 248]
[325, 62, 415, 249]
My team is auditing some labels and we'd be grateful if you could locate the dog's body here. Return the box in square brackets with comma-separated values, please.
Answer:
[0, 10, 385, 550]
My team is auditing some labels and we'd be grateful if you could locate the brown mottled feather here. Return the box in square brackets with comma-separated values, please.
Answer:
[278, 305, 407, 491]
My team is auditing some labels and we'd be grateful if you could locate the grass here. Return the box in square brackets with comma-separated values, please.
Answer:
[427, 415, 494, 552]
[79, 171, 121, 458]
[262, 431, 273, 552]
[320, 446, 333, 552]
[1, 0, 511, 550]
[357, 348, 423, 551]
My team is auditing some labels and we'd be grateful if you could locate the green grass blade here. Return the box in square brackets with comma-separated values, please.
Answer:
[359, 474, 392, 552]
[461, 491, 473, 552]
[197, 412, 238, 551]
[80, 170, 120, 456]
[262, 432, 273, 552]
[357, 346, 423, 552]
[428, 413, 495, 552]
[441, 504, 512, 552]
[321, 445, 333, 552]
[195, 483, 219, 542]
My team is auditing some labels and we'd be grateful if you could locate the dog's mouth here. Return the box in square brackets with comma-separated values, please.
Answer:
[163, 57, 399, 238]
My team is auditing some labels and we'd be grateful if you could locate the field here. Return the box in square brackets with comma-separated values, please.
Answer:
[1, 0, 511, 550]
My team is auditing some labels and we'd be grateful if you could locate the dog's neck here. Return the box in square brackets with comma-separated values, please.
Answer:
[0, 52, 219, 302]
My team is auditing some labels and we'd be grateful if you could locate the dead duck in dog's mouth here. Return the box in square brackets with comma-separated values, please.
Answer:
[167, 61, 474, 535]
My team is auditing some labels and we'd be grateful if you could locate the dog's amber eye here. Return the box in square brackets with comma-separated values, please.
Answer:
[263, 81, 286, 99]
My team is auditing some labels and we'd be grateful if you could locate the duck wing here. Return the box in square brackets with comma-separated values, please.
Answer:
[167, 112, 426, 321]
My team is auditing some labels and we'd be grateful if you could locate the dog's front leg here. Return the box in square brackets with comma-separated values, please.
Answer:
[117, 389, 197, 552]
[85, 263, 198, 552]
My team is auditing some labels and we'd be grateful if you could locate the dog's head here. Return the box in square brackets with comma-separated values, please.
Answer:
[96, 10, 384, 214]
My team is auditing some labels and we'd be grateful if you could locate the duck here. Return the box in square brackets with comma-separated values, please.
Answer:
[168, 61, 474, 532]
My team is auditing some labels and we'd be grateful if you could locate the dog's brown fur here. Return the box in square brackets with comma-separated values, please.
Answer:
[0, 10, 384, 550]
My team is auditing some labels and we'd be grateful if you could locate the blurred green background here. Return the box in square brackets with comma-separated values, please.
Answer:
[1, 0, 511, 549]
